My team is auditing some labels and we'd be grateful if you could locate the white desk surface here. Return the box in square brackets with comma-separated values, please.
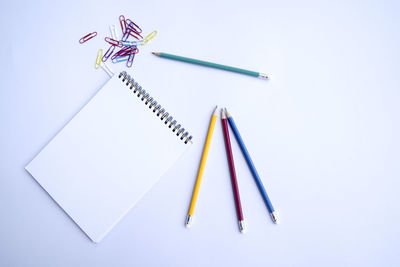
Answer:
[1, 0, 399, 266]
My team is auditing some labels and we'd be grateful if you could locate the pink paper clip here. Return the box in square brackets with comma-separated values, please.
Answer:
[102, 45, 115, 62]
[104, 37, 123, 47]
[130, 31, 142, 40]
[119, 15, 127, 34]
[79, 32, 97, 44]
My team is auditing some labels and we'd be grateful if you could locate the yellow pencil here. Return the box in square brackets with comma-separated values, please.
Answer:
[186, 106, 218, 228]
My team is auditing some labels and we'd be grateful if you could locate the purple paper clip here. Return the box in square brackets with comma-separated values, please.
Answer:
[121, 27, 132, 41]
[126, 19, 142, 34]
[127, 50, 136, 68]
[102, 45, 115, 62]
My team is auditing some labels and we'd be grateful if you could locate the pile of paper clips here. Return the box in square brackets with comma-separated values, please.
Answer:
[79, 15, 157, 77]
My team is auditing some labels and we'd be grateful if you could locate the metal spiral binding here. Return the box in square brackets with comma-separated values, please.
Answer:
[119, 71, 193, 144]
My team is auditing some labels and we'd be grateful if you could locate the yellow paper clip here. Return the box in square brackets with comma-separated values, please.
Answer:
[142, 30, 157, 45]
[95, 49, 103, 69]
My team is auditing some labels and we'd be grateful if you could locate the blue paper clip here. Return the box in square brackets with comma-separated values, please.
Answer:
[121, 40, 142, 46]
[112, 56, 129, 63]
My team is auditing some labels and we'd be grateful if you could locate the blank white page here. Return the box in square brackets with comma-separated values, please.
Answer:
[25, 73, 191, 243]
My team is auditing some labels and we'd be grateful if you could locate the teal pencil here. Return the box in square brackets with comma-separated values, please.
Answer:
[152, 52, 269, 80]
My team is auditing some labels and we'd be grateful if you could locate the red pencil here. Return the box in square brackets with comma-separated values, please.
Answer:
[221, 108, 246, 233]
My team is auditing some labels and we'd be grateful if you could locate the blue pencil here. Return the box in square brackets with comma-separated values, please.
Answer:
[225, 108, 279, 224]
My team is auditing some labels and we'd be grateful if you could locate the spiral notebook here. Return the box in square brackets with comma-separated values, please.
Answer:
[25, 71, 193, 243]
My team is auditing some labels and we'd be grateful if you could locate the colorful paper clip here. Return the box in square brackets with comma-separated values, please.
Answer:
[110, 25, 119, 40]
[94, 49, 103, 69]
[79, 32, 97, 44]
[119, 15, 127, 34]
[111, 46, 138, 60]
[142, 30, 157, 44]
[105, 37, 123, 47]
[102, 45, 115, 62]
[125, 19, 143, 39]
[80, 16, 156, 71]
[101, 62, 114, 77]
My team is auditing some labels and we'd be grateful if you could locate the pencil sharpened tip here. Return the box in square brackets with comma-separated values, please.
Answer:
[221, 108, 226, 119]
[213, 105, 218, 115]
[225, 108, 231, 118]
[239, 220, 246, 233]
[152, 52, 161, 56]
[270, 211, 279, 224]
[258, 73, 269, 80]
[185, 215, 193, 228]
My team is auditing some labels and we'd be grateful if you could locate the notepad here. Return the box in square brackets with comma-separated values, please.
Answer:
[26, 71, 193, 243]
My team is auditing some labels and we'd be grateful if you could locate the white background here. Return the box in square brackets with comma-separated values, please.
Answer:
[1, 0, 399, 266]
